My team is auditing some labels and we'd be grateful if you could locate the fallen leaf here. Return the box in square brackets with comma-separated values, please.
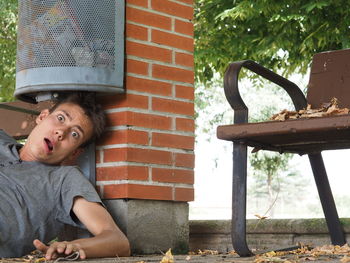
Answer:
[254, 214, 268, 220]
[197, 249, 219, 255]
[270, 97, 349, 121]
[160, 248, 174, 263]
[264, 251, 277, 257]
[341, 256, 350, 263]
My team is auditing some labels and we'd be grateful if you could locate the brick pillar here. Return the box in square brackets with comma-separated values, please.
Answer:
[96, 0, 194, 254]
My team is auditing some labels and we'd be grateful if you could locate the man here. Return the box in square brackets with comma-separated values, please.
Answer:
[0, 93, 130, 259]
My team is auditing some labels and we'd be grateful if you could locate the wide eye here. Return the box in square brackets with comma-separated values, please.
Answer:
[71, 131, 80, 139]
[57, 114, 65, 122]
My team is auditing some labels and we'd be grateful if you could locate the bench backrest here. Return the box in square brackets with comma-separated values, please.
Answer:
[307, 49, 350, 109]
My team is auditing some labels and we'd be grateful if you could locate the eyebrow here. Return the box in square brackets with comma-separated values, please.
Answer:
[59, 110, 85, 136]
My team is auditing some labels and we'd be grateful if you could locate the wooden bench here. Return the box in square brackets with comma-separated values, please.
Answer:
[217, 49, 350, 256]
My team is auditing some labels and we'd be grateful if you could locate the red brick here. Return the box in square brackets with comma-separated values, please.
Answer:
[126, 23, 148, 41]
[103, 147, 172, 165]
[175, 84, 194, 100]
[175, 52, 194, 68]
[103, 147, 127, 162]
[176, 117, 194, 132]
[96, 185, 102, 196]
[126, 41, 172, 63]
[152, 29, 193, 52]
[103, 184, 173, 200]
[100, 93, 149, 110]
[152, 97, 194, 115]
[126, 59, 149, 75]
[175, 187, 194, 201]
[151, 0, 193, 20]
[106, 111, 127, 127]
[126, 76, 172, 96]
[103, 184, 127, 199]
[153, 64, 194, 83]
[174, 152, 195, 168]
[152, 168, 194, 184]
[98, 129, 149, 146]
[96, 166, 148, 181]
[152, 132, 194, 150]
[175, 0, 193, 5]
[107, 111, 172, 130]
[127, 0, 148, 8]
[175, 19, 194, 36]
[95, 150, 101, 163]
[126, 7, 171, 30]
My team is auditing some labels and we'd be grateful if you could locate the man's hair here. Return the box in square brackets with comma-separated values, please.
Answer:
[49, 92, 106, 147]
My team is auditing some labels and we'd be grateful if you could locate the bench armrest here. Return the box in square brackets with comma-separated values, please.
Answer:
[224, 60, 307, 124]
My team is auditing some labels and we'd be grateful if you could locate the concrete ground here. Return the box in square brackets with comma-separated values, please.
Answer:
[6, 246, 346, 263]
[1, 248, 348, 263]
[37, 252, 346, 263]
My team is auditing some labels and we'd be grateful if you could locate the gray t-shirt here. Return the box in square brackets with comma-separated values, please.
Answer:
[0, 130, 102, 257]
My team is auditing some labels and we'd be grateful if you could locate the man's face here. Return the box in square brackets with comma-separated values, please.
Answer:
[20, 102, 93, 165]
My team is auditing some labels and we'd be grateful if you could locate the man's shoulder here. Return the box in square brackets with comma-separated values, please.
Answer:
[0, 130, 16, 144]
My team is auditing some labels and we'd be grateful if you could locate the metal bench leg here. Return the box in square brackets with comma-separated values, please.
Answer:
[231, 142, 254, 256]
[308, 153, 346, 245]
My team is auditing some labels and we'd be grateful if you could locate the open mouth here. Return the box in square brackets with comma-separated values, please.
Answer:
[44, 138, 54, 152]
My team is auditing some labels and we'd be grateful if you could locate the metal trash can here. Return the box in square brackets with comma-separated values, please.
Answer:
[15, 0, 125, 103]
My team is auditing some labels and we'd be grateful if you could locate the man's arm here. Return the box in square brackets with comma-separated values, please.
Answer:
[34, 197, 130, 259]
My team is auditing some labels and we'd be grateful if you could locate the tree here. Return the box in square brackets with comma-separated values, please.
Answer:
[0, 0, 17, 102]
[249, 150, 295, 217]
[194, 1, 347, 218]
[194, 0, 350, 83]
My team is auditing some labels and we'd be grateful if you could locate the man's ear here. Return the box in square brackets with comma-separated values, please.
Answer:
[35, 109, 50, 124]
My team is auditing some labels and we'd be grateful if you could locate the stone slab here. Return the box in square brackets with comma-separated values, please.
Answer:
[104, 199, 189, 255]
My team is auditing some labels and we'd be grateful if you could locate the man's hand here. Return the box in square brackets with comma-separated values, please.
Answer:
[33, 198, 130, 259]
[33, 239, 86, 260]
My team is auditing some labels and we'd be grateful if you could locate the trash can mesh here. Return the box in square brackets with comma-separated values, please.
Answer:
[17, 0, 116, 72]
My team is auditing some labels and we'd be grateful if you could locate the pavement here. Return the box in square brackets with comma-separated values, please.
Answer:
[1, 245, 349, 263]
[24, 247, 349, 263]
[42, 252, 346, 263]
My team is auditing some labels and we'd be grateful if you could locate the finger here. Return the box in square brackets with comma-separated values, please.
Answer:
[79, 249, 86, 259]
[33, 239, 48, 253]
[64, 243, 75, 255]
[56, 242, 68, 254]
[46, 245, 62, 260]
[48, 251, 59, 260]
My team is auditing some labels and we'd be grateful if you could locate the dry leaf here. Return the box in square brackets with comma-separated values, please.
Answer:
[197, 249, 219, 255]
[264, 251, 277, 257]
[254, 214, 268, 220]
[160, 248, 174, 263]
[341, 256, 350, 263]
[270, 97, 349, 121]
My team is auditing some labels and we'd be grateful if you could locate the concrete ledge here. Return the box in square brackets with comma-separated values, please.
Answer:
[189, 218, 350, 253]
[105, 199, 189, 255]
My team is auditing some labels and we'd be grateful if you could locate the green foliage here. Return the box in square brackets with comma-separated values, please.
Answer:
[0, 0, 17, 102]
[250, 151, 292, 180]
[194, 0, 350, 83]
